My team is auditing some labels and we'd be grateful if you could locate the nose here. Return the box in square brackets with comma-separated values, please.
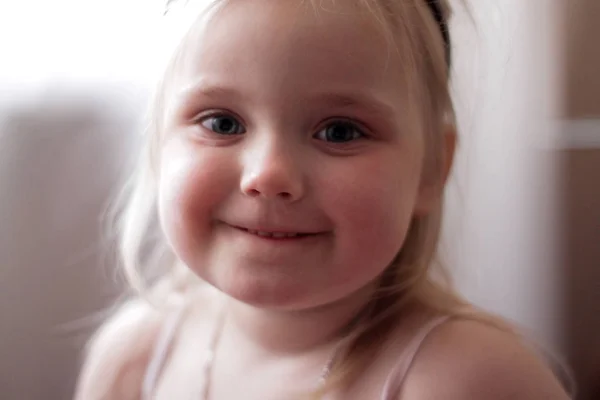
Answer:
[240, 136, 305, 202]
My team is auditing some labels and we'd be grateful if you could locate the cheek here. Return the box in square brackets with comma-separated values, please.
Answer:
[336, 174, 417, 242]
[319, 151, 423, 276]
[157, 139, 234, 260]
[329, 151, 421, 222]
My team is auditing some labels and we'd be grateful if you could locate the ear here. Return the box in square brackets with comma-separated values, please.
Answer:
[414, 126, 456, 216]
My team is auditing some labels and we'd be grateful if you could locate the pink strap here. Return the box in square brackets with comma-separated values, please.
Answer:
[380, 316, 451, 399]
[141, 303, 188, 400]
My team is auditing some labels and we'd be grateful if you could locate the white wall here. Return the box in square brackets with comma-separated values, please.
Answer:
[0, 0, 161, 86]
[0, 2, 155, 398]
[446, 0, 566, 353]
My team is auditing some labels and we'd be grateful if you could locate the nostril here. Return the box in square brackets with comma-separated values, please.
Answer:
[246, 189, 293, 199]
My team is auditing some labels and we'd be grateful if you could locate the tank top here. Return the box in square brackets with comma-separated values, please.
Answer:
[141, 303, 451, 400]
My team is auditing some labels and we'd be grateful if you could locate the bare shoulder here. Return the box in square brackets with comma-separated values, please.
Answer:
[400, 318, 571, 400]
[74, 285, 221, 400]
[74, 298, 166, 400]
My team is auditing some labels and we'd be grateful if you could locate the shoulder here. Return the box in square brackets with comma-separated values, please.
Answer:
[399, 317, 571, 400]
[74, 285, 220, 400]
[74, 298, 167, 400]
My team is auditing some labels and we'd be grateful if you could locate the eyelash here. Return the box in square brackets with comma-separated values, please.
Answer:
[197, 112, 246, 135]
[194, 112, 369, 144]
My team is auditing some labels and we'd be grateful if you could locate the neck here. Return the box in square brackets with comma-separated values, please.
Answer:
[222, 285, 375, 358]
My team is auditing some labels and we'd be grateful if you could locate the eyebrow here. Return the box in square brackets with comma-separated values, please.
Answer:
[173, 80, 398, 119]
[308, 92, 397, 119]
[175, 79, 246, 104]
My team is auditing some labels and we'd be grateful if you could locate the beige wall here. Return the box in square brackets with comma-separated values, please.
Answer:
[562, 149, 600, 399]
[565, 0, 600, 118]
[562, 1, 600, 397]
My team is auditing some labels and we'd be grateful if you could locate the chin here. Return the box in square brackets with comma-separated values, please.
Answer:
[207, 271, 369, 313]
[214, 277, 314, 310]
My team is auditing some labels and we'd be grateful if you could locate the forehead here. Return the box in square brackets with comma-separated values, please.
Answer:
[168, 0, 415, 113]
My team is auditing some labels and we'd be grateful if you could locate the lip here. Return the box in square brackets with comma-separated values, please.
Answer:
[226, 223, 325, 240]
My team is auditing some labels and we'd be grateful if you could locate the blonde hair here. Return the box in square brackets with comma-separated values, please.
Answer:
[105, 0, 487, 396]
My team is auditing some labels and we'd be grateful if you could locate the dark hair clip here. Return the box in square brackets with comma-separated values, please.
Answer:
[425, 0, 451, 68]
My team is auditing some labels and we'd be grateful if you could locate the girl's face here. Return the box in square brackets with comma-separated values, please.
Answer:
[158, 0, 437, 309]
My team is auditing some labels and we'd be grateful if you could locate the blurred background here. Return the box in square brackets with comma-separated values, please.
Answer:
[0, 0, 598, 399]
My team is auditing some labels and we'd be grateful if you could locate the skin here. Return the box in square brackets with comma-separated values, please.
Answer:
[75, 1, 571, 399]
[157, 0, 435, 356]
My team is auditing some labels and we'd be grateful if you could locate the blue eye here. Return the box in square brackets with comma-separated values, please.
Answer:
[315, 121, 364, 143]
[200, 115, 245, 135]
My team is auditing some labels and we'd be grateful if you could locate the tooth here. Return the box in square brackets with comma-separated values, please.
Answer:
[246, 230, 302, 238]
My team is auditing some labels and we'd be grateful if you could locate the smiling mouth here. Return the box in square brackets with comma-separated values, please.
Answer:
[232, 226, 319, 239]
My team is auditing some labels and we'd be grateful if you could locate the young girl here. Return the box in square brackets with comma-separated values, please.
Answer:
[76, 0, 573, 399]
